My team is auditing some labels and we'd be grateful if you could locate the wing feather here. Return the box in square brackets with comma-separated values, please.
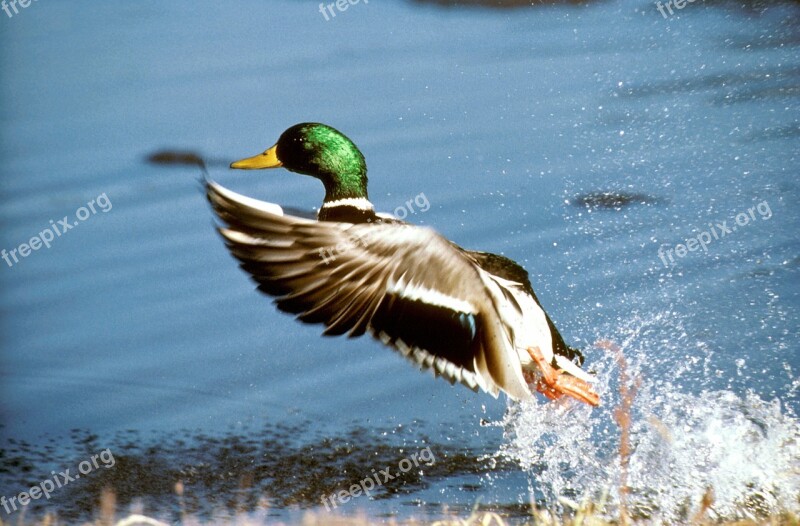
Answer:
[206, 179, 530, 398]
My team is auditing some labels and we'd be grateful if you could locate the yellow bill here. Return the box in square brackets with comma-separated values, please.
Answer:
[230, 144, 282, 170]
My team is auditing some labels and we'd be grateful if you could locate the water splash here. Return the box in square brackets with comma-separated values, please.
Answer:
[495, 314, 800, 522]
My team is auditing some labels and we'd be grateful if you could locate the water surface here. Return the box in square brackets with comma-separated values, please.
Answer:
[1, 0, 798, 522]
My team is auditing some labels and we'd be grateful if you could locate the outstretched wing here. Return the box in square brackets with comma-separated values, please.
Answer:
[205, 180, 531, 399]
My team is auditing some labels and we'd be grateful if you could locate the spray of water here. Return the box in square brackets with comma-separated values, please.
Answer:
[495, 314, 800, 522]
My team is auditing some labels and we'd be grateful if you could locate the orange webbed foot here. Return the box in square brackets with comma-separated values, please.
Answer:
[526, 347, 600, 407]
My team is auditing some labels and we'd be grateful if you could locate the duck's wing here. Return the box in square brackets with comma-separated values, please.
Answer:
[465, 250, 586, 368]
[206, 180, 531, 400]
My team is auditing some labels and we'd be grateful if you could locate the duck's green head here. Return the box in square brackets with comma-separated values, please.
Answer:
[230, 123, 368, 201]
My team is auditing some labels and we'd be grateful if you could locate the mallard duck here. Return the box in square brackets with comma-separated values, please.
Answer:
[206, 123, 599, 406]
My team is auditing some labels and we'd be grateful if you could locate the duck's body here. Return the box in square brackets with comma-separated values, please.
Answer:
[206, 123, 599, 405]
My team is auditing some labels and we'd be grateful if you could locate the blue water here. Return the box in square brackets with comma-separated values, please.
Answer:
[1, 0, 798, 522]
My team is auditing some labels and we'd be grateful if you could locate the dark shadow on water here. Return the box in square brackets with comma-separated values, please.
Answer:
[737, 124, 800, 143]
[572, 191, 662, 210]
[409, 0, 797, 8]
[410, 0, 590, 7]
[0, 423, 510, 522]
[146, 148, 318, 219]
[615, 66, 800, 100]
[702, 0, 800, 13]
[145, 149, 232, 169]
